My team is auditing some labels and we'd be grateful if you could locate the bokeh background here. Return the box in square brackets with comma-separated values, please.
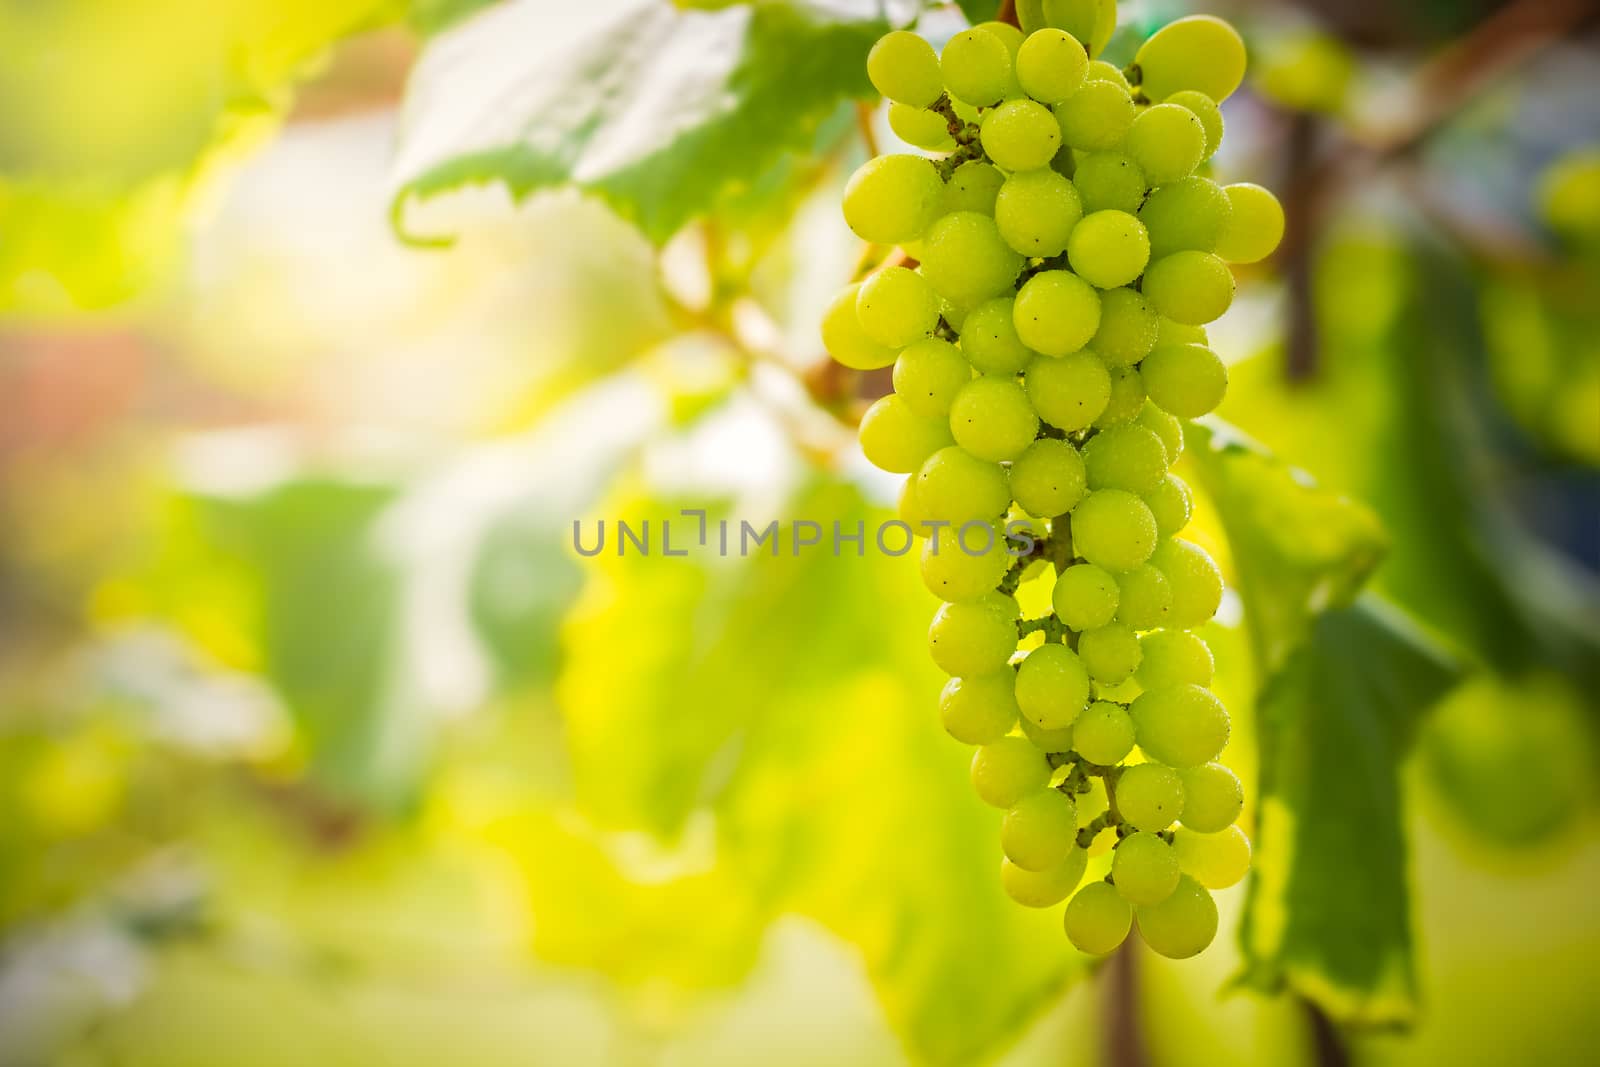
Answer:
[1, 1, 1597, 1065]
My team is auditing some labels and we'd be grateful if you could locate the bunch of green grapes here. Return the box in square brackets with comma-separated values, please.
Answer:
[827, 3, 1283, 961]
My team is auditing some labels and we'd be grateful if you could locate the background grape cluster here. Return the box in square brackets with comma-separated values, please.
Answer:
[827, 6, 1285, 960]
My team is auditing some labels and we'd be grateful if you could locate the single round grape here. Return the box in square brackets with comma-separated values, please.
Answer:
[868, 29, 943, 108]
[1019, 713, 1076, 753]
[921, 212, 1025, 306]
[1138, 177, 1231, 259]
[1015, 643, 1092, 730]
[1142, 473, 1193, 538]
[898, 474, 929, 535]
[1090, 288, 1158, 367]
[982, 99, 1063, 172]
[1142, 251, 1234, 325]
[1052, 562, 1119, 631]
[1094, 365, 1146, 428]
[1064, 879, 1133, 954]
[942, 28, 1015, 107]
[1069, 488, 1157, 572]
[1083, 423, 1169, 493]
[1115, 563, 1173, 630]
[1124, 103, 1206, 186]
[894, 338, 971, 418]
[1172, 825, 1251, 889]
[1135, 874, 1218, 958]
[1117, 763, 1186, 831]
[1016, 28, 1089, 103]
[928, 593, 1020, 676]
[920, 527, 1013, 601]
[888, 102, 954, 151]
[949, 377, 1039, 463]
[1178, 762, 1243, 832]
[1140, 343, 1227, 419]
[1137, 629, 1214, 690]
[1013, 270, 1102, 357]
[1072, 700, 1135, 765]
[1004, 845, 1088, 908]
[1078, 621, 1141, 684]
[859, 394, 954, 473]
[1043, 0, 1115, 57]
[1010, 439, 1087, 517]
[971, 736, 1052, 809]
[1214, 183, 1286, 264]
[822, 284, 896, 370]
[1134, 15, 1247, 103]
[1151, 538, 1224, 629]
[977, 19, 1026, 57]
[1156, 316, 1208, 347]
[916, 446, 1011, 525]
[940, 672, 1021, 745]
[1112, 831, 1180, 905]
[842, 154, 945, 244]
[958, 297, 1032, 375]
[1054, 80, 1135, 151]
[857, 266, 940, 348]
[1073, 152, 1147, 215]
[1025, 351, 1111, 432]
[995, 168, 1083, 258]
[1165, 90, 1223, 158]
[1135, 403, 1184, 464]
[1084, 59, 1130, 91]
[1130, 684, 1230, 768]
[945, 161, 1005, 215]
[1066, 210, 1150, 290]
[1003, 788, 1079, 871]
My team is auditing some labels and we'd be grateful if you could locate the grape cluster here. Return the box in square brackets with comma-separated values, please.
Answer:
[829, 8, 1283, 960]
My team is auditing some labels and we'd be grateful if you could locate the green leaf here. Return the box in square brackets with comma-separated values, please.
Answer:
[391, 0, 888, 244]
[1238, 598, 1463, 1025]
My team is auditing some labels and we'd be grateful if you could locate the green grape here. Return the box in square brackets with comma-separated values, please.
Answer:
[1539, 150, 1600, 241]
[1136, 628, 1214, 690]
[1052, 562, 1119, 631]
[981, 99, 1063, 172]
[1019, 713, 1076, 752]
[889, 103, 954, 151]
[928, 593, 1020, 676]
[1140, 343, 1227, 418]
[1172, 825, 1251, 889]
[1165, 90, 1223, 158]
[959, 297, 1033, 375]
[940, 672, 1021, 745]
[1005, 846, 1088, 908]
[1084, 59, 1130, 91]
[1135, 874, 1217, 958]
[949, 377, 1039, 463]
[1142, 473, 1192, 538]
[1002, 788, 1079, 870]
[1094, 365, 1145, 428]
[1214, 183, 1286, 264]
[942, 28, 1015, 107]
[945, 161, 1006, 216]
[1073, 152, 1147, 215]
[822, 284, 896, 370]
[916, 446, 1011, 525]
[995, 169, 1083, 258]
[921, 212, 1025, 306]
[1054, 80, 1135, 151]
[1124, 103, 1206, 186]
[1066, 210, 1150, 289]
[898, 474, 929, 535]
[1134, 15, 1247, 103]
[920, 527, 1013, 601]
[859, 394, 953, 473]
[971, 736, 1052, 808]
[1142, 251, 1234, 325]
[1069, 488, 1157, 572]
[1130, 684, 1229, 768]
[1117, 762, 1185, 831]
[842, 154, 945, 244]
[867, 29, 943, 108]
[1043, 0, 1116, 57]
[1083, 423, 1169, 493]
[1178, 762, 1242, 832]
[1064, 879, 1133, 954]
[857, 266, 940, 347]
[1015, 643, 1091, 730]
[1010, 439, 1087, 517]
[1111, 831, 1180, 905]
[1156, 316, 1207, 347]
[978, 19, 1026, 58]
[1013, 270, 1102, 356]
[1078, 621, 1141, 684]
[1072, 700, 1135, 764]
[1016, 28, 1089, 103]
[1138, 176, 1231, 258]
[1135, 403, 1184, 464]
[1114, 563, 1172, 630]
[894, 338, 971, 418]
[1151, 538, 1223, 628]
[1090, 288, 1158, 367]
[1025, 351, 1111, 431]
